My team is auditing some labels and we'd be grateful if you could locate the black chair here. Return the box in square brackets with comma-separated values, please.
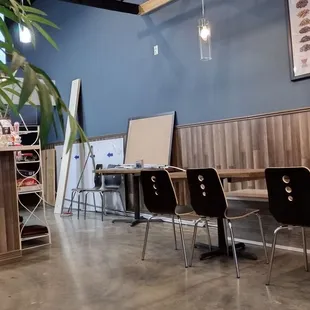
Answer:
[140, 170, 194, 268]
[71, 164, 125, 221]
[265, 167, 310, 285]
[186, 168, 268, 278]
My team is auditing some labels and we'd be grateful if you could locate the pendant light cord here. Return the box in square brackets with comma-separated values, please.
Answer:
[201, 0, 205, 17]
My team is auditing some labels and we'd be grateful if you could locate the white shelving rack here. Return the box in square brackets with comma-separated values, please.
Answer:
[15, 126, 51, 250]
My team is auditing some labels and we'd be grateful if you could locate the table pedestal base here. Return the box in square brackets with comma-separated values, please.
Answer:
[196, 242, 258, 261]
[112, 217, 163, 227]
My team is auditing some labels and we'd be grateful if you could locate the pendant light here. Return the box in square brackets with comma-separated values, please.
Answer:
[198, 0, 211, 61]
[19, 0, 31, 44]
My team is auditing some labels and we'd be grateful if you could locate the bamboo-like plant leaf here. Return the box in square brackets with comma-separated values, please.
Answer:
[4, 87, 36, 106]
[11, 51, 25, 72]
[32, 22, 58, 50]
[29, 64, 61, 97]
[0, 17, 12, 45]
[20, 5, 47, 16]
[0, 87, 18, 115]
[26, 14, 59, 28]
[0, 5, 18, 22]
[19, 64, 37, 109]
[37, 80, 53, 146]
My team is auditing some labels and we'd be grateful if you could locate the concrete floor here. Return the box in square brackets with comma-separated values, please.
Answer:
[1, 210, 310, 310]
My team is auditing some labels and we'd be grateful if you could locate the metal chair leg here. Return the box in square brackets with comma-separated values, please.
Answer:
[302, 227, 309, 272]
[118, 191, 126, 215]
[190, 218, 201, 267]
[227, 220, 240, 279]
[172, 215, 177, 250]
[223, 219, 229, 256]
[92, 192, 97, 213]
[266, 225, 287, 285]
[205, 219, 212, 251]
[178, 216, 188, 268]
[99, 193, 104, 221]
[77, 192, 81, 219]
[256, 213, 269, 264]
[141, 216, 154, 260]
[84, 193, 88, 220]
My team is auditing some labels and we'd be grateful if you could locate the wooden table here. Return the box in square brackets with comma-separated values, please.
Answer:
[96, 168, 266, 260]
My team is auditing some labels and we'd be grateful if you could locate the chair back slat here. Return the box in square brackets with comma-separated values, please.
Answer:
[140, 170, 177, 215]
[94, 164, 103, 188]
[265, 167, 310, 226]
[104, 164, 122, 187]
[186, 168, 227, 218]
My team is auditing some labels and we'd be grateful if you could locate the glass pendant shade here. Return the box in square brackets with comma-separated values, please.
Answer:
[198, 18, 211, 61]
[19, 25, 31, 44]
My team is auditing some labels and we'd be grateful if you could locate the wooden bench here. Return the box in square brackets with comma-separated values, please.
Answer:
[226, 189, 268, 202]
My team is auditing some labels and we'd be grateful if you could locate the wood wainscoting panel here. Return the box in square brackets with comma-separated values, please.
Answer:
[42, 149, 56, 206]
[171, 108, 310, 205]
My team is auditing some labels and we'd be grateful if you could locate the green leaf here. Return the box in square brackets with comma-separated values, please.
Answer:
[0, 41, 13, 53]
[32, 22, 58, 50]
[0, 87, 18, 115]
[11, 51, 25, 72]
[0, 77, 18, 88]
[19, 64, 37, 110]
[37, 81, 53, 146]
[20, 5, 47, 16]
[29, 64, 61, 97]
[0, 60, 14, 78]
[4, 87, 36, 107]
[26, 14, 59, 29]
[0, 6, 19, 23]
[56, 98, 65, 133]
[0, 17, 13, 45]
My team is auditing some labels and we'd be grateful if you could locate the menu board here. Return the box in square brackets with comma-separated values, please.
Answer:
[287, 0, 310, 80]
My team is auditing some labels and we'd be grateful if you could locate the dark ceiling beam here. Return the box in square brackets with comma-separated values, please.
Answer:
[59, 0, 140, 15]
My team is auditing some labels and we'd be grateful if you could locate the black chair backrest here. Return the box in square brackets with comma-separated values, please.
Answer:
[104, 164, 122, 187]
[94, 164, 103, 188]
[265, 167, 310, 226]
[186, 168, 227, 218]
[140, 170, 177, 215]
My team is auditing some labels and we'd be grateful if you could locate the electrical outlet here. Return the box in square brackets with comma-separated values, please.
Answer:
[154, 45, 159, 56]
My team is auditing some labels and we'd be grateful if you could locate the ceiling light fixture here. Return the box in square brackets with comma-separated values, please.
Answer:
[198, 0, 211, 61]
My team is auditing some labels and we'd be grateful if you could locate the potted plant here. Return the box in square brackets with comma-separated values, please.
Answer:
[0, 0, 86, 149]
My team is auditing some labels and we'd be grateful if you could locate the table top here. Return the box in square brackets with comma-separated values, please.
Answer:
[96, 168, 265, 181]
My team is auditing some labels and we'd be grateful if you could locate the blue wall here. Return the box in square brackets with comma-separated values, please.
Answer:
[18, 0, 310, 142]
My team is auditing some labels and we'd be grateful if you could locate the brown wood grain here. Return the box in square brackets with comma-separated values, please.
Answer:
[42, 149, 56, 206]
[171, 108, 310, 204]
[0, 152, 20, 254]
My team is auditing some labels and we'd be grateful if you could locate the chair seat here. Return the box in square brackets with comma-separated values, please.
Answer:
[175, 205, 195, 216]
[225, 206, 259, 220]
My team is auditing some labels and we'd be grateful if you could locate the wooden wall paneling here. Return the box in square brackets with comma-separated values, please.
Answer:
[195, 126, 204, 168]
[290, 113, 302, 166]
[298, 112, 310, 167]
[203, 124, 215, 168]
[250, 118, 261, 189]
[282, 114, 293, 167]
[231, 122, 242, 190]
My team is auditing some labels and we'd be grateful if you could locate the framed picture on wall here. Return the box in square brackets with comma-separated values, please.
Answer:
[286, 0, 310, 80]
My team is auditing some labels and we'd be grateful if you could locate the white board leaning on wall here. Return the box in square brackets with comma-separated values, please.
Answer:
[55, 138, 124, 213]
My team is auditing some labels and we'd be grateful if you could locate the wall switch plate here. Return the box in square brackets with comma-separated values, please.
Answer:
[153, 45, 159, 56]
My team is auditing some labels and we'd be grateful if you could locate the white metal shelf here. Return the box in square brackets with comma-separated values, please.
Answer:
[16, 161, 40, 165]
[15, 126, 51, 251]
[21, 234, 49, 242]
